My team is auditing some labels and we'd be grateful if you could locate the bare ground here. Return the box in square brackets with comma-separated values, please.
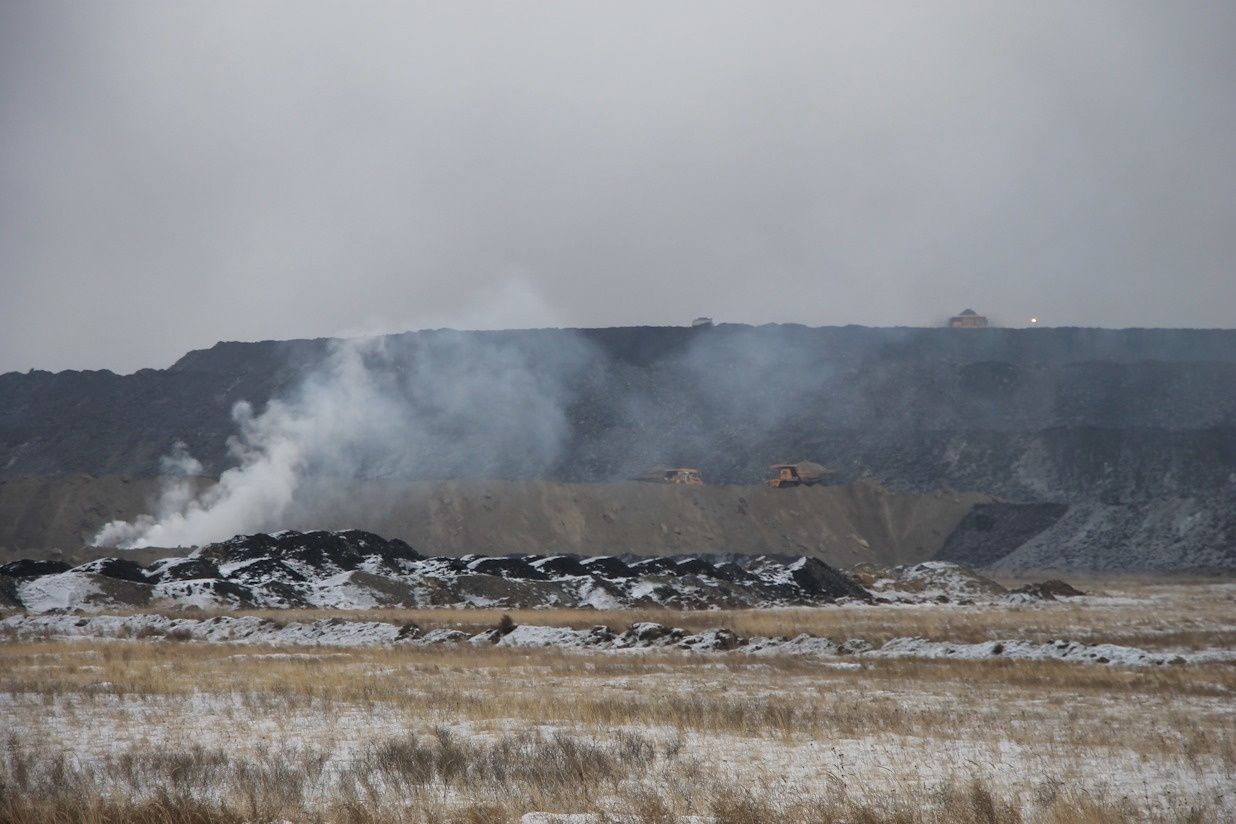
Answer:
[0, 476, 989, 567]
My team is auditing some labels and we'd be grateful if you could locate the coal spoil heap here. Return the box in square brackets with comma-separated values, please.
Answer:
[2, 529, 873, 612]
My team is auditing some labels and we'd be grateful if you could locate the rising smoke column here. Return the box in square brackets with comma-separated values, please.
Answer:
[94, 330, 593, 548]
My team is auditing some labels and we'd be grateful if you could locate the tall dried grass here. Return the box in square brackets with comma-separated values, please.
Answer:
[0, 737, 1217, 824]
[1, 582, 1231, 822]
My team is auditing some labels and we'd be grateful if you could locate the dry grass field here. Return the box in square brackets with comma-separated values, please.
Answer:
[1, 581, 1233, 823]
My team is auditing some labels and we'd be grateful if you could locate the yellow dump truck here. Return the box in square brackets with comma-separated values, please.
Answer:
[767, 461, 834, 488]
[635, 467, 705, 486]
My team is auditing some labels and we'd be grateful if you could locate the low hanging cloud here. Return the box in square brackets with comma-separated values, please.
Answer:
[4, 4, 1236, 375]
[94, 330, 595, 548]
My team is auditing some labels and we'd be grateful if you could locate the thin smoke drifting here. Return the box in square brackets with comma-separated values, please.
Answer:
[94, 332, 594, 548]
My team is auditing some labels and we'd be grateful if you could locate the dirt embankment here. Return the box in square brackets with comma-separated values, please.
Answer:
[339, 479, 991, 567]
[0, 475, 191, 565]
[0, 475, 990, 569]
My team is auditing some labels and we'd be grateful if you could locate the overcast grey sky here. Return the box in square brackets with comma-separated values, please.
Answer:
[2, 2, 1234, 373]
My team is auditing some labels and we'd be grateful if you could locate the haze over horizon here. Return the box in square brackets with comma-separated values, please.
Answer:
[3, 2, 1235, 373]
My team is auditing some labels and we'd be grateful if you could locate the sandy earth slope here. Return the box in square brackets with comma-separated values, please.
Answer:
[0, 475, 989, 567]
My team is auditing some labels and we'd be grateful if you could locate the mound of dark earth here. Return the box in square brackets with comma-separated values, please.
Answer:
[5, 325, 1234, 492]
[0, 559, 70, 577]
[936, 503, 1072, 568]
[2, 529, 876, 612]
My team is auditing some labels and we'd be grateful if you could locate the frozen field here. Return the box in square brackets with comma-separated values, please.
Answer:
[1, 580, 1233, 822]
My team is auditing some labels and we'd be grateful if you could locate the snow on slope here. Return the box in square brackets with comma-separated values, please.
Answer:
[864, 561, 1007, 602]
[2, 529, 876, 612]
[15, 571, 104, 613]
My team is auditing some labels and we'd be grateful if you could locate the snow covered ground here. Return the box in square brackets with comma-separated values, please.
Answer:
[2, 579, 1232, 820]
[1, 636, 1231, 821]
[4, 609, 1233, 667]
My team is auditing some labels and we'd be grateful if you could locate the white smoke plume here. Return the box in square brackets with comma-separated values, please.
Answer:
[93, 330, 593, 548]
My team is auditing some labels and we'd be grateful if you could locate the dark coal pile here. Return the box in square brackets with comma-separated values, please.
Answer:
[0, 559, 70, 577]
[3, 529, 876, 612]
[936, 503, 1072, 567]
[5, 326, 1234, 498]
[4, 324, 1233, 570]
